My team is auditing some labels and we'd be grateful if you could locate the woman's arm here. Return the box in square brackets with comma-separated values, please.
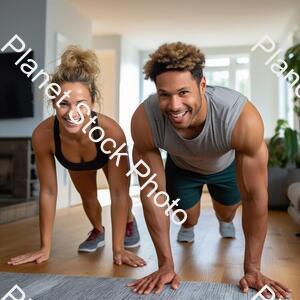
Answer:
[103, 117, 145, 267]
[8, 125, 58, 265]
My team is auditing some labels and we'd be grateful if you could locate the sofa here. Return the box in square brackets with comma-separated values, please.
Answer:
[287, 182, 300, 225]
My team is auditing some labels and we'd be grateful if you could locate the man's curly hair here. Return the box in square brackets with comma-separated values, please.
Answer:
[143, 42, 205, 83]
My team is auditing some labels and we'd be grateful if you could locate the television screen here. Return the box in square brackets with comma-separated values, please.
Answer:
[0, 51, 34, 118]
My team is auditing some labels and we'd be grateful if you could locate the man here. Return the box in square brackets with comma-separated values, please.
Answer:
[128, 42, 291, 298]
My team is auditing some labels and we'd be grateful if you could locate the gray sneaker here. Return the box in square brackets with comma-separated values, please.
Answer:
[78, 227, 105, 252]
[124, 217, 140, 248]
[177, 226, 195, 243]
[218, 220, 236, 238]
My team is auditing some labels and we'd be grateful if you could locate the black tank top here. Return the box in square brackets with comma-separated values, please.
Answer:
[53, 111, 109, 171]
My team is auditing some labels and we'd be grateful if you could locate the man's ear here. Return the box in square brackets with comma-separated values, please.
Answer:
[199, 76, 206, 94]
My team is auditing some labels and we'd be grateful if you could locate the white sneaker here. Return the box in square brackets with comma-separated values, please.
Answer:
[177, 226, 195, 243]
[218, 220, 236, 238]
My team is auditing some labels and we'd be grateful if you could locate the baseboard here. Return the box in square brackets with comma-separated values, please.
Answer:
[0, 200, 39, 224]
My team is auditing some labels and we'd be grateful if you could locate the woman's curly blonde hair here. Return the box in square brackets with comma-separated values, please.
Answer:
[144, 42, 205, 82]
[50, 45, 101, 104]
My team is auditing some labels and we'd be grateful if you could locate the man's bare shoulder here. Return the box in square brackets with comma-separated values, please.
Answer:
[232, 101, 264, 155]
[131, 103, 156, 152]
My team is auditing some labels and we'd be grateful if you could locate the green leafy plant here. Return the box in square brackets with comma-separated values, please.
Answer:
[283, 43, 300, 117]
[268, 119, 298, 168]
[295, 153, 300, 168]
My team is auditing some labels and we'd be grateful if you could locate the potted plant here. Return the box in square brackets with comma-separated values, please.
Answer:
[268, 119, 298, 209]
[283, 43, 300, 120]
[295, 153, 300, 168]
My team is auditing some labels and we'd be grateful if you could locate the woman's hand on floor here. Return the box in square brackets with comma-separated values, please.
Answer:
[7, 248, 50, 265]
[113, 249, 146, 268]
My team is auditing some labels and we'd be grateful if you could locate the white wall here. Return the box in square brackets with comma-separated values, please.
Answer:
[249, 49, 279, 138]
[119, 38, 140, 144]
[96, 50, 118, 122]
[95, 50, 117, 189]
[93, 35, 140, 141]
[0, 0, 46, 137]
[93, 35, 122, 189]
[45, 0, 92, 110]
[45, 0, 93, 209]
[278, 7, 300, 131]
[93, 35, 140, 186]
[93, 35, 122, 122]
[119, 38, 140, 186]
[279, 8, 300, 45]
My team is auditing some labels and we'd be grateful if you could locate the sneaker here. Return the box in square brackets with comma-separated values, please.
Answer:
[219, 220, 236, 238]
[78, 227, 105, 252]
[177, 226, 195, 243]
[124, 217, 140, 248]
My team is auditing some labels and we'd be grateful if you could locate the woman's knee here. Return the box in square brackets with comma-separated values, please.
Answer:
[81, 195, 100, 208]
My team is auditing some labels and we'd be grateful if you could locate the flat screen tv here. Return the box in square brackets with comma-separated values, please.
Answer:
[0, 51, 34, 118]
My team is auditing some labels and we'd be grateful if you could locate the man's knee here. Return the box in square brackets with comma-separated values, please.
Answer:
[183, 217, 199, 227]
[214, 202, 239, 222]
[179, 204, 200, 227]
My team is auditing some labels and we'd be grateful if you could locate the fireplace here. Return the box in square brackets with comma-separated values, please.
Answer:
[0, 155, 13, 195]
[0, 138, 38, 206]
[0, 138, 39, 224]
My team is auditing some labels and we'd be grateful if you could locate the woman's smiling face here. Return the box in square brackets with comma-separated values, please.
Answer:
[54, 82, 93, 134]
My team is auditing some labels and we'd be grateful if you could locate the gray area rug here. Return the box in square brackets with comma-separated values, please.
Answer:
[0, 272, 260, 299]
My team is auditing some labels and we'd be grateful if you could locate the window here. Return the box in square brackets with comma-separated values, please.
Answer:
[206, 58, 230, 67]
[142, 78, 156, 101]
[205, 71, 230, 88]
[205, 55, 250, 97]
[235, 69, 250, 96]
[140, 53, 251, 100]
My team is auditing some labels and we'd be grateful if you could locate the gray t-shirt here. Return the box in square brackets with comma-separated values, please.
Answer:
[143, 85, 247, 175]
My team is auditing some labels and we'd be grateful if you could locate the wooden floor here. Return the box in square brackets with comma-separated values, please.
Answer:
[0, 193, 300, 298]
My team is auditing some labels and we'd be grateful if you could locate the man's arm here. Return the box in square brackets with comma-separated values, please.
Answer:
[233, 101, 291, 299]
[103, 118, 146, 268]
[128, 104, 179, 295]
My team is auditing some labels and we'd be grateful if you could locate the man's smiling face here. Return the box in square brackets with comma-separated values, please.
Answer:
[156, 70, 206, 130]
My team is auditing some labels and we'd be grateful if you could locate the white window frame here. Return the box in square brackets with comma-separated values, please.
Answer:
[204, 54, 250, 98]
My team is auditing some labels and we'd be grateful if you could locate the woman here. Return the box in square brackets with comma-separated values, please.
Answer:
[7, 46, 145, 268]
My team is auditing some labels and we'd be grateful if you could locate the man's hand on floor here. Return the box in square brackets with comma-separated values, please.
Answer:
[239, 270, 291, 299]
[127, 264, 180, 294]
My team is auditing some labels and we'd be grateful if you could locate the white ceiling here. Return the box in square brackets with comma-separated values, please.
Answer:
[68, 0, 300, 50]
